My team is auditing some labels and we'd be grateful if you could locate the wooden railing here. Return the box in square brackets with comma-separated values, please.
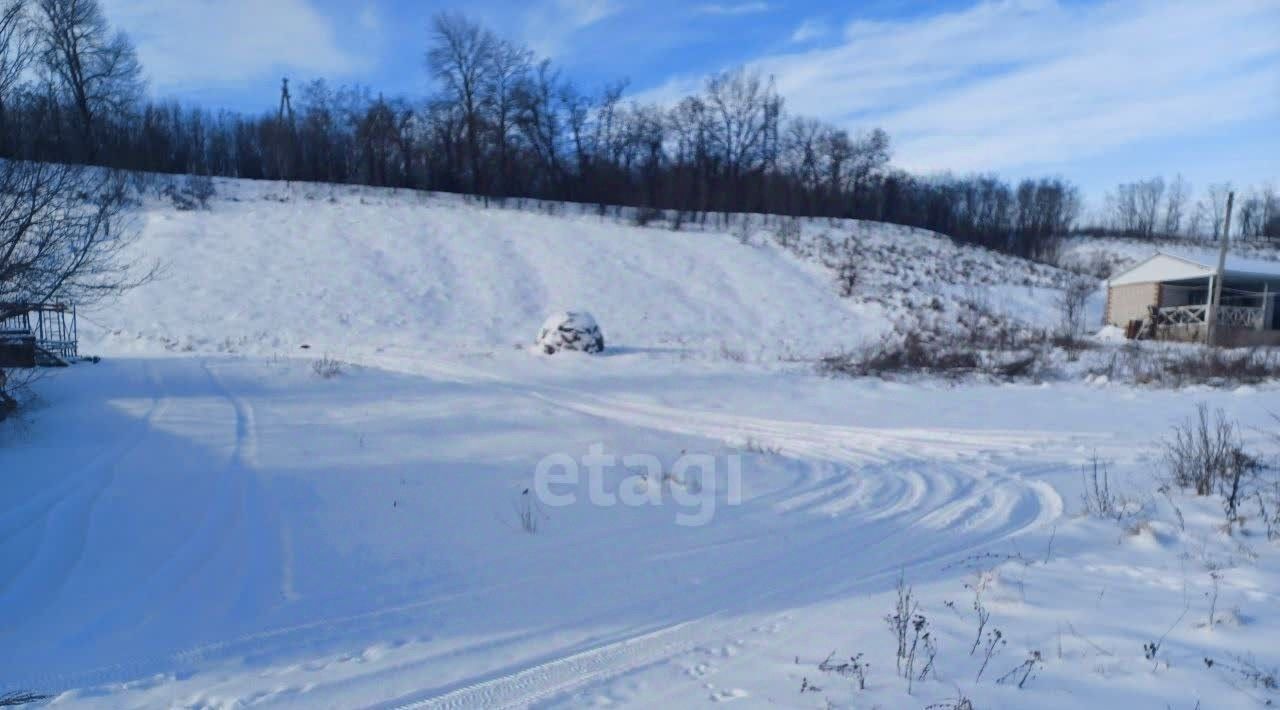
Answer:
[1155, 304, 1264, 330]
[0, 302, 77, 363]
[1155, 304, 1207, 326]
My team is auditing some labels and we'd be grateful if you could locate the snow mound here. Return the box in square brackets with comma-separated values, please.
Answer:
[537, 311, 604, 354]
[1095, 324, 1128, 342]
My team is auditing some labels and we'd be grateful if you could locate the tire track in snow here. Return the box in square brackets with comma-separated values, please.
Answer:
[203, 360, 282, 624]
[0, 362, 169, 626]
[173, 360, 1069, 708]
[2, 360, 285, 693]
[59, 361, 254, 644]
[371, 386, 1068, 709]
[382, 473, 1059, 710]
[5, 356, 1069, 703]
[192, 355, 1070, 710]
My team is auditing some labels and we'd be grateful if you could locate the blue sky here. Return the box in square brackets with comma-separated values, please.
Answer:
[100, 0, 1279, 209]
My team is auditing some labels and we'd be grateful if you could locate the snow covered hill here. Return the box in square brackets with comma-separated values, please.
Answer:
[83, 177, 1075, 364]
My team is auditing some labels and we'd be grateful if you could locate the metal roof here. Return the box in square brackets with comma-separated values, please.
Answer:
[1108, 252, 1280, 287]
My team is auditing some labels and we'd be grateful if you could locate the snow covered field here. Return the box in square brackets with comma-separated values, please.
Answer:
[3, 180, 1279, 708]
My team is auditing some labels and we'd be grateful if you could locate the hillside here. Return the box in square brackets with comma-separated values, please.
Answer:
[83, 177, 1078, 365]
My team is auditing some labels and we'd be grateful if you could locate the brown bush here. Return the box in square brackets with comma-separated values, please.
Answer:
[1165, 404, 1260, 518]
[1090, 345, 1280, 387]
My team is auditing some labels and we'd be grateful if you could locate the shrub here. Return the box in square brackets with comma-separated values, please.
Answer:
[1089, 345, 1280, 388]
[818, 651, 867, 690]
[1165, 404, 1259, 518]
[819, 301, 1050, 381]
[822, 332, 980, 377]
[1056, 276, 1094, 337]
[821, 234, 861, 297]
[885, 573, 919, 677]
[312, 355, 344, 379]
[1162, 348, 1280, 385]
[1080, 454, 1137, 520]
[185, 173, 216, 209]
[160, 182, 197, 210]
[773, 216, 802, 251]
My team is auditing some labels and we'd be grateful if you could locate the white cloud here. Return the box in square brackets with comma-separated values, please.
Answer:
[789, 18, 828, 44]
[101, 0, 364, 92]
[522, 0, 622, 58]
[645, 0, 1280, 176]
[694, 2, 770, 16]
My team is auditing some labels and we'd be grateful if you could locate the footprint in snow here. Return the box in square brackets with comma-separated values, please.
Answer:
[686, 661, 713, 678]
[709, 687, 749, 702]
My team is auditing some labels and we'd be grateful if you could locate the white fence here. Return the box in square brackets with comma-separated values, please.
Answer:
[1155, 304, 1265, 330]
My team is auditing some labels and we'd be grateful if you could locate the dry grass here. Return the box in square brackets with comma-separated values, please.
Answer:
[819, 301, 1055, 382]
[1091, 345, 1280, 387]
[1164, 405, 1264, 524]
[312, 355, 344, 379]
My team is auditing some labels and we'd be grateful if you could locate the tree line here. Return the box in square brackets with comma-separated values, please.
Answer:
[1091, 175, 1280, 243]
[0, 1, 1085, 260]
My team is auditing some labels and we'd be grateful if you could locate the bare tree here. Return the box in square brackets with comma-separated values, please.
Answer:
[427, 11, 495, 199]
[1163, 174, 1189, 237]
[1234, 185, 1280, 242]
[1057, 277, 1094, 337]
[1104, 185, 1129, 235]
[1134, 176, 1163, 240]
[486, 37, 530, 199]
[0, 162, 149, 308]
[820, 127, 852, 208]
[0, 161, 151, 415]
[704, 67, 782, 214]
[1205, 182, 1234, 241]
[0, 1, 33, 164]
[0, 9, 1084, 265]
[846, 128, 890, 202]
[1264, 185, 1280, 243]
[35, 0, 142, 160]
[513, 59, 566, 192]
[782, 116, 824, 213]
[1238, 191, 1263, 241]
[1108, 177, 1164, 239]
[626, 102, 666, 209]
[0, 0, 34, 114]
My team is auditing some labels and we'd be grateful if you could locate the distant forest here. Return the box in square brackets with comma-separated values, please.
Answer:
[1, 0, 1275, 261]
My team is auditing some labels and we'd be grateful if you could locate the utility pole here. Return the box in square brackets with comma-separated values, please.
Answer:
[1206, 191, 1235, 346]
[276, 77, 296, 181]
[278, 77, 295, 125]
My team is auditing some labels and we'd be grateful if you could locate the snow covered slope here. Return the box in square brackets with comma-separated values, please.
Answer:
[84, 178, 1072, 363]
